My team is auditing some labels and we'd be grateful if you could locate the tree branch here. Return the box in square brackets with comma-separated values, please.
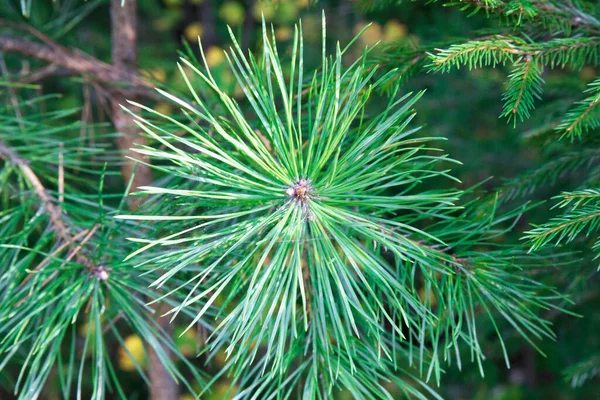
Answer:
[109, 1, 178, 399]
[0, 32, 159, 100]
[0, 142, 96, 270]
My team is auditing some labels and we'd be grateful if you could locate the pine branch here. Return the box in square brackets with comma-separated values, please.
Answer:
[525, 205, 600, 251]
[0, 141, 96, 270]
[500, 55, 544, 123]
[434, 0, 600, 34]
[563, 354, 600, 388]
[117, 15, 571, 396]
[557, 76, 600, 139]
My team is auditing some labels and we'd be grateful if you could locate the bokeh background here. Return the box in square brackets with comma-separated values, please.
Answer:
[0, 0, 598, 399]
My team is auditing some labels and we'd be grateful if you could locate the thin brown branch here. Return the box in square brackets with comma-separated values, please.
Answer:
[0, 143, 71, 244]
[0, 27, 160, 100]
[0, 142, 99, 269]
[18, 64, 66, 83]
[566, 97, 600, 133]
[0, 35, 139, 84]
[18, 228, 91, 288]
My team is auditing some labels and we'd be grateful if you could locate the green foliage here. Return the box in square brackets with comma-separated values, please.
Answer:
[2, 0, 600, 398]
[500, 148, 600, 201]
[427, 35, 600, 123]
[524, 190, 600, 260]
[557, 76, 600, 139]
[563, 354, 600, 388]
[118, 16, 571, 398]
[500, 55, 544, 123]
[0, 95, 205, 399]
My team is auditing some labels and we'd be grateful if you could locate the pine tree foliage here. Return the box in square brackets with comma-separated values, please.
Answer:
[118, 16, 571, 398]
[0, 94, 205, 399]
[499, 148, 600, 201]
[563, 354, 600, 388]
[427, 35, 600, 123]
[557, 76, 600, 139]
[429, 0, 600, 34]
[3, 0, 599, 398]
[524, 189, 600, 260]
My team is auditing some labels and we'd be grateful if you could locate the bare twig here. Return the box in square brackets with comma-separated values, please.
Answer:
[0, 143, 72, 244]
[0, 142, 101, 268]
[0, 30, 160, 100]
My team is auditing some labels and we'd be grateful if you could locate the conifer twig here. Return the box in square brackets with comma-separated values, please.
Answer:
[0, 142, 97, 269]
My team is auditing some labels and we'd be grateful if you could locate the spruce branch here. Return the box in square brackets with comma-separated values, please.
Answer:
[500, 149, 600, 201]
[525, 205, 600, 251]
[433, 0, 600, 34]
[429, 35, 600, 123]
[500, 55, 544, 123]
[554, 188, 600, 209]
[557, 76, 600, 139]
[563, 354, 600, 388]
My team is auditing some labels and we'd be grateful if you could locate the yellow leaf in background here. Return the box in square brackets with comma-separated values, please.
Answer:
[179, 395, 196, 400]
[78, 321, 95, 337]
[253, 0, 276, 21]
[295, 0, 311, 9]
[206, 46, 226, 67]
[155, 103, 173, 115]
[150, 68, 167, 82]
[580, 66, 596, 82]
[219, 1, 245, 27]
[118, 334, 146, 372]
[337, 388, 354, 400]
[184, 22, 204, 42]
[220, 70, 235, 86]
[383, 20, 408, 42]
[275, 26, 293, 41]
[418, 287, 438, 308]
[354, 22, 383, 47]
[301, 15, 320, 42]
[233, 84, 245, 99]
[213, 349, 229, 368]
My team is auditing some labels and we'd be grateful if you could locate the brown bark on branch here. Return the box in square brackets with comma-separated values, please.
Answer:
[0, 29, 159, 99]
[109, 1, 178, 399]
